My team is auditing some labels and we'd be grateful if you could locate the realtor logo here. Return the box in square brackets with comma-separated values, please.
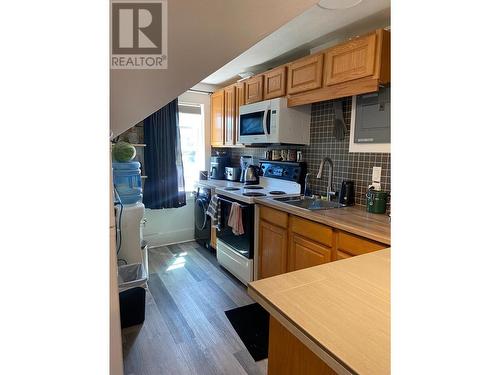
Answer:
[111, 0, 167, 69]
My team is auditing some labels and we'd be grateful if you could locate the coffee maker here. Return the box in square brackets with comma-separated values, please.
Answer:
[210, 155, 230, 180]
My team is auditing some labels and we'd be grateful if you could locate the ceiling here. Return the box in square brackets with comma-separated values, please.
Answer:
[201, 0, 390, 87]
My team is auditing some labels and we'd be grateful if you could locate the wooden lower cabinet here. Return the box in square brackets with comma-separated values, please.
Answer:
[210, 225, 217, 249]
[268, 316, 337, 375]
[336, 231, 386, 258]
[288, 233, 332, 272]
[259, 220, 288, 279]
[257, 205, 387, 278]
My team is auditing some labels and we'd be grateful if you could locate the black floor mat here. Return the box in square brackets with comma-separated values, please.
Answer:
[224, 303, 270, 361]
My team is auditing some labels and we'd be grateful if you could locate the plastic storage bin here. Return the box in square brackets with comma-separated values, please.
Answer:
[118, 263, 147, 292]
[113, 161, 143, 204]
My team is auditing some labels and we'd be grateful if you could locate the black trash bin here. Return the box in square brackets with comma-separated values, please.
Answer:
[118, 263, 147, 328]
[119, 287, 146, 328]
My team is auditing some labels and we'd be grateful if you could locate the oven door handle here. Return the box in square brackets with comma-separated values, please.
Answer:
[217, 195, 250, 209]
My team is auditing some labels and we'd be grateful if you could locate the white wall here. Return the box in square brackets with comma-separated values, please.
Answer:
[110, 0, 319, 136]
[143, 195, 195, 247]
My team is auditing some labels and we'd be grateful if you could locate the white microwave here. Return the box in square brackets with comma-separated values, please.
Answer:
[238, 97, 311, 145]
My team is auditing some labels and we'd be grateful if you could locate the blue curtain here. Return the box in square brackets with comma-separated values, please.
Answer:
[143, 98, 186, 209]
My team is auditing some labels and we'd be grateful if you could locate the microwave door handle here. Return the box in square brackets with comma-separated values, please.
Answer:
[263, 109, 269, 135]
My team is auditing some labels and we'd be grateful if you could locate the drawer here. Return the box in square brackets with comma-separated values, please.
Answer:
[289, 215, 333, 247]
[336, 249, 352, 260]
[337, 231, 386, 257]
[260, 206, 288, 228]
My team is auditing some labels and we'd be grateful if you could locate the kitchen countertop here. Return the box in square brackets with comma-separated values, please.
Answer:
[255, 197, 390, 245]
[248, 249, 390, 375]
[195, 179, 244, 189]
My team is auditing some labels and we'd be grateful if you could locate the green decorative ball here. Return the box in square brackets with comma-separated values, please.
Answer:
[113, 141, 136, 162]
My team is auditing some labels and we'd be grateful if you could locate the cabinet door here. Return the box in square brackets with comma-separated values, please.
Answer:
[245, 75, 264, 104]
[223, 85, 236, 146]
[234, 82, 245, 146]
[289, 233, 331, 272]
[323, 33, 377, 86]
[287, 54, 324, 94]
[259, 220, 288, 279]
[210, 90, 224, 146]
[263, 66, 287, 100]
[336, 231, 386, 259]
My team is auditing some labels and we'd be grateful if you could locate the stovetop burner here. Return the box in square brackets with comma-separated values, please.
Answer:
[242, 192, 266, 197]
[244, 185, 264, 190]
[224, 187, 240, 191]
[268, 191, 286, 195]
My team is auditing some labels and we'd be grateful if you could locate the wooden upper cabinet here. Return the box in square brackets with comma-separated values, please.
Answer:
[244, 75, 264, 104]
[287, 53, 324, 94]
[223, 85, 236, 146]
[263, 66, 287, 100]
[323, 33, 377, 86]
[210, 89, 224, 147]
[234, 82, 245, 146]
[259, 220, 288, 279]
[289, 233, 332, 272]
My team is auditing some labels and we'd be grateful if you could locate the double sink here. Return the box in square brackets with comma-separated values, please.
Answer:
[273, 196, 346, 211]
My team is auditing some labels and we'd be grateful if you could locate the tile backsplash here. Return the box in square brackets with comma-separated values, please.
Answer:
[213, 97, 391, 207]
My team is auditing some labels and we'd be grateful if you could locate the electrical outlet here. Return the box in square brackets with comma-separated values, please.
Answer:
[372, 166, 382, 183]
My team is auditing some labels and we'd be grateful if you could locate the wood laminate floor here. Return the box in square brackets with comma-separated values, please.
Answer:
[122, 241, 268, 375]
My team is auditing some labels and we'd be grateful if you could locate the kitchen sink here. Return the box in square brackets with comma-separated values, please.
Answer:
[273, 196, 346, 211]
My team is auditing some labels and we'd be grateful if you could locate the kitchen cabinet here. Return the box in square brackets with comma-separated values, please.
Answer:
[211, 27, 389, 114]
[223, 85, 235, 146]
[259, 220, 288, 278]
[286, 53, 324, 94]
[323, 33, 378, 86]
[288, 233, 332, 272]
[258, 206, 288, 279]
[234, 82, 245, 146]
[288, 215, 334, 272]
[256, 204, 387, 279]
[287, 29, 390, 107]
[244, 75, 264, 104]
[336, 231, 386, 259]
[263, 66, 287, 100]
[210, 89, 224, 146]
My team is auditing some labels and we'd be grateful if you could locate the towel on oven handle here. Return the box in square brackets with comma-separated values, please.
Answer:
[228, 202, 244, 236]
[206, 195, 221, 230]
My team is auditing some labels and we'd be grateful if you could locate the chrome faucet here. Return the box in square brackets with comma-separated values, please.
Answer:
[317, 157, 335, 201]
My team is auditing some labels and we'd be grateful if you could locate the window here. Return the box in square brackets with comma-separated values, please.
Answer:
[178, 104, 204, 193]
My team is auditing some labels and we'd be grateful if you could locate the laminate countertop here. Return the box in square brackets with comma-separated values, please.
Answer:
[248, 249, 391, 375]
[195, 179, 244, 190]
[255, 197, 390, 245]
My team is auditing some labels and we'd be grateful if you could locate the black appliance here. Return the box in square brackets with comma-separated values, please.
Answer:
[210, 156, 230, 180]
[216, 195, 254, 258]
[339, 180, 355, 206]
[194, 186, 211, 248]
[259, 161, 307, 192]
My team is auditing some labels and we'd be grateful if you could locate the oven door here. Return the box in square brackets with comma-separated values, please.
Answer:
[239, 102, 271, 144]
[216, 195, 254, 259]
